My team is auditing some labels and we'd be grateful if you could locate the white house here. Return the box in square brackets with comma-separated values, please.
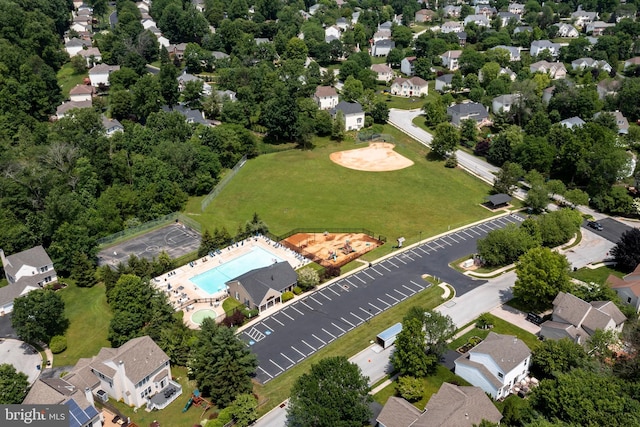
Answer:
[325, 25, 341, 42]
[371, 63, 394, 82]
[560, 116, 586, 129]
[593, 110, 629, 134]
[69, 84, 95, 102]
[65, 38, 91, 56]
[557, 23, 580, 38]
[586, 20, 615, 36]
[497, 11, 519, 27]
[77, 47, 102, 67]
[571, 57, 612, 72]
[491, 45, 521, 62]
[177, 71, 212, 96]
[372, 29, 392, 42]
[102, 115, 124, 137]
[609, 264, 640, 311]
[441, 50, 463, 71]
[336, 17, 349, 30]
[89, 63, 120, 87]
[371, 39, 395, 57]
[331, 101, 365, 131]
[390, 76, 429, 97]
[0, 246, 57, 314]
[157, 35, 170, 49]
[435, 74, 454, 92]
[572, 9, 599, 27]
[530, 60, 567, 79]
[441, 21, 465, 33]
[313, 86, 339, 110]
[455, 332, 531, 400]
[492, 94, 520, 113]
[530, 40, 562, 58]
[444, 5, 462, 17]
[540, 292, 626, 342]
[508, 3, 525, 16]
[400, 56, 417, 76]
[141, 18, 157, 30]
[464, 14, 491, 27]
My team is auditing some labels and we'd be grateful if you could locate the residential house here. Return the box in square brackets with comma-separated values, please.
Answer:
[216, 90, 237, 102]
[560, 116, 586, 129]
[586, 20, 614, 35]
[441, 21, 465, 33]
[141, 18, 157, 30]
[624, 57, 640, 70]
[572, 8, 599, 27]
[56, 100, 92, 119]
[101, 115, 124, 137]
[226, 262, 297, 313]
[371, 63, 394, 82]
[498, 11, 520, 27]
[593, 110, 629, 134]
[513, 25, 533, 34]
[444, 5, 462, 18]
[456, 31, 468, 46]
[69, 84, 95, 102]
[161, 104, 211, 126]
[0, 246, 57, 314]
[415, 9, 436, 23]
[390, 76, 429, 97]
[435, 74, 454, 92]
[336, 17, 349, 30]
[325, 25, 341, 42]
[371, 39, 395, 57]
[88, 63, 120, 87]
[492, 93, 520, 113]
[530, 40, 562, 58]
[542, 86, 555, 104]
[508, 3, 526, 16]
[447, 102, 490, 127]
[376, 383, 502, 427]
[177, 71, 212, 96]
[313, 86, 339, 110]
[530, 60, 567, 79]
[571, 57, 612, 72]
[331, 101, 365, 130]
[400, 56, 417, 76]
[137, 1, 150, 13]
[77, 47, 102, 67]
[309, 3, 321, 15]
[212, 51, 230, 60]
[540, 292, 626, 342]
[168, 43, 188, 60]
[491, 45, 521, 62]
[378, 21, 393, 31]
[372, 29, 392, 42]
[70, 18, 91, 33]
[464, 14, 491, 28]
[192, 0, 205, 11]
[65, 38, 91, 56]
[557, 23, 580, 38]
[351, 11, 360, 25]
[454, 332, 531, 399]
[475, 5, 497, 16]
[500, 67, 517, 81]
[597, 78, 622, 99]
[157, 35, 170, 49]
[441, 50, 463, 71]
[608, 264, 640, 311]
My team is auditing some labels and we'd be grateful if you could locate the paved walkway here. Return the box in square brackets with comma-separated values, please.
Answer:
[490, 305, 541, 335]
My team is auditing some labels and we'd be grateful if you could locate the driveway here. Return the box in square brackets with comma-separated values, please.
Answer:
[0, 314, 17, 338]
[0, 338, 42, 385]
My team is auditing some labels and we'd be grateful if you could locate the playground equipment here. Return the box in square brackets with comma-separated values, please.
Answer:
[341, 240, 355, 255]
[182, 389, 213, 417]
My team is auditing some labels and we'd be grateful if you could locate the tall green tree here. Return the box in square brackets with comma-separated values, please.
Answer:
[0, 364, 29, 404]
[189, 318, 257, 407]
[431, 122, 459, 158]
[287, 356, 372, 427]
[513, 247, 571, 311]
[331, 110, 345, 141]
[493, 161, 524, 195]
[70, 252, 97, 288]
[159, 63, 179, 107]
[532, 338, 590, 379]
[12, 289, 69, 344]
[612, 228, 640, 272]
[391, 317, 436, 377]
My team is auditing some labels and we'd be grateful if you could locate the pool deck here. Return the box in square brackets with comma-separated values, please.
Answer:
[151, 235, 311, 329]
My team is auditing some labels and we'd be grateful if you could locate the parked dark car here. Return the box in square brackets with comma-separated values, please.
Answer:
[587, 221, 603, 231]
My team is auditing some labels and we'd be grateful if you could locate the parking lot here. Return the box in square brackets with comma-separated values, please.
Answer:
[244, 213, 525, 384]
[582, 217, 633, 244]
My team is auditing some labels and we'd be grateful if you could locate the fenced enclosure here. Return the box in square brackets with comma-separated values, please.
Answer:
[97, 212, 201, 248]
[201, 154, 248, 211]
[356, 131, 396, 144]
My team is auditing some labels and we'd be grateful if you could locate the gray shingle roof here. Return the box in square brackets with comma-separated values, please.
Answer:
[376, 396, 422, 427]
[228, 262, 297, 305]
[113, 336, 170, 384]
[3, 246, 53, 279]
[417, 383, 503, 426]
[447, 102, 489, 119]
[468, 332, 531, 373]
[332, 101, 364, 115]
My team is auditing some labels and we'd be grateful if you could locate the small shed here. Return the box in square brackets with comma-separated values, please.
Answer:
[486, 193, 512, 208]
[376, 322, 402, 349]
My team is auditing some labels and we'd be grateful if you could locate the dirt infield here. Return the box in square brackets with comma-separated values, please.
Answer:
[282, 232, 382, 267]
[330, 142, 414, 172]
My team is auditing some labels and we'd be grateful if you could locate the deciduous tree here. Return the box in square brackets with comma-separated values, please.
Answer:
[12, 289, 69, 344]
[514, 247, 571, 311]
[612, 228, 640, 272]
[532, 338, 590, 379]
[0, 364, 29, 404]
[431, 122, 459, 158]
[391, 318, 436, 377]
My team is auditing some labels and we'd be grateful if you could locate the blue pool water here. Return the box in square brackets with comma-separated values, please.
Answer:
[190, 246, 284, 295]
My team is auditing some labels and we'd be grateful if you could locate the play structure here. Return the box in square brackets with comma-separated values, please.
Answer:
[341, 239, 355, 255]
[282, 232, 383, 268]
[182, 389, 212, 417]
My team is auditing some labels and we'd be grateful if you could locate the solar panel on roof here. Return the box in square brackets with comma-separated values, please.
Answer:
[65, 398, 94, 427]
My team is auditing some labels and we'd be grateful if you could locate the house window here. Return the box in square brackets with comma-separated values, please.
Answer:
[40, 266, 49, 273]
[498, 372, 504, 379]
[235, 291, 239, 299]
[629, 297, 632, 303]
[357, 118, 362, 123]
[44, 276, 52, 283]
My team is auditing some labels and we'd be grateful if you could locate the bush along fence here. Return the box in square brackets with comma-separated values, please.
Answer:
[201, 154, 248, 211]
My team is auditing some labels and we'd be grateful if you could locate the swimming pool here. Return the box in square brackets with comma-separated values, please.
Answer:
[190, 246, 284, 295]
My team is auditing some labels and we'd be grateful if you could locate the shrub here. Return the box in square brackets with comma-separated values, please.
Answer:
[297, 267, 320, 291]
[444, 154, 458, 168]
[397, 376, 424, 402]
[49, 335, 67, 354]
[222, 309, 246, 327]
[281, 291, 294, 302]
[292, 286, 303, 295]
[247, 308, 259, 318]
[476, 313, 493, 329]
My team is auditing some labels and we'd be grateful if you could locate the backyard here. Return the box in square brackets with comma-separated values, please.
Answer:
[448, 314, 540, 352]
[185, 125, 494, 259]
[56, 62, 88, 98]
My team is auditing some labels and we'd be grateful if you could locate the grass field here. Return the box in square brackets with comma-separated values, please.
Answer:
[185, 125, 494, 253]
[57, 62, 88, 98]
[448, 314, 540, 351]
[569, 265, 625, 284]
[55, 282, 112, 367]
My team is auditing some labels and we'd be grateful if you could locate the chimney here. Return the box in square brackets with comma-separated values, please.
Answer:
[84, 387, 95, 406]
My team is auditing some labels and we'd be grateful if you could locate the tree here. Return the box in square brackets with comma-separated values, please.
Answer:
[70, 54, 87, 74]
[431, 122, 459, 158]
[0, 364, 29, 404]
[422, 99, 447, 127]
[371, 101, 389, 124]
[397, 376, 423, 402]
[158, 63, 179, 107]
[70, 252, 97, 288]
[231, 393, 258, 427]
[513, 247, 571, 311]
[198, 229, 216, 256]
[525, 175, 550, 213]
[189, 318, 257, 407]
[287, 356, 372, 427]
[460, 119, 478, 147]
[563, 188, 589, 207]
[537, 209, 582, 247]
[488, 126, 523, 166]
[297, 267, 319, 291]
[493, 161, 524, 195]
[331, 110, 345, 141]
[532, 338, 590, 379]
[612, 228, 640, 272]
[391, 318, 436, 377]
[183, 80, 204, 109]
[342, 76, 364, 102]
[12, 289, 69, 344]
[477, 223, 537, 267]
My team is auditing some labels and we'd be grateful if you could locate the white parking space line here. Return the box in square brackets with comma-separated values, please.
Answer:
[411, 280, 425, 289]
[291, 305, 305, 315]
[341, 317, 355, 328]
[439, 238, 452, 246]
[468, 228, 482, 235]
[301, 300, 314, 311]
[281, 310, 294, 320]
[312, 334, 326, 345]
[281, 352, 295, 366]
[291, 346, 306, 360]
[270, 359, 285, 372]
[350, 311, 365, 323]
[394, 289, 408, 299]
[386, 293, 399, 302]
[368, 302, 382, 312]
[328, 286, 341, 296]
[410, 249, 422, 257]
[319, 292, 332, 301]
[354, 275, 366, 284]
[322, 328, 336, 339]
[378, 263, 391, 271]
[387, 260, 399, 268]
[463, 230, 475, 238]
[454, 233, 466, 240]
[257, 366, 273, 379]
[377, 297, 391, 308]
[345, 278, 358, 288]
[370, 267, 383, 276]
[360, 306, 373, 317]
[362, 270, 375, 280]
[417, 246, 429, 254]
[332, 322, 346, 333]
[309, 295, 323, 306]
[395, 256, 408, 264]
[402, 284, 417, 294]
[447, 235, 459, 243]
[301, 340, 316, 353]
[269, 316, 284, 327]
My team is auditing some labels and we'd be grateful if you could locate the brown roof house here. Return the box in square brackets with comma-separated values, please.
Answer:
[454, 332, 531, 399]
[227, 262, 297, 313]
[540, 292, 626, 343]
[0, 246, 57, 314]
[608, 265, 640, 312]
[376, 383, 502, 427]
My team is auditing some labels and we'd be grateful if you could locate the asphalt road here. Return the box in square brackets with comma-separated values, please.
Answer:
[109, 10, 118, 29]
[582, 217, 633, 244]
[245, 214, 524, 384]
[0, 314, 17, 338]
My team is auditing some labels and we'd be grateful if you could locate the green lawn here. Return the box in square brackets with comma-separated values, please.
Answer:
[448, 314, 540, 352]
[0, 278, 7, 289]
[185, 125, 494, 251]
[57, 62, 88, 98]
[569, 265, 625, 284]
[55, 282, 112, 367]
[254, 285, 448, 417]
